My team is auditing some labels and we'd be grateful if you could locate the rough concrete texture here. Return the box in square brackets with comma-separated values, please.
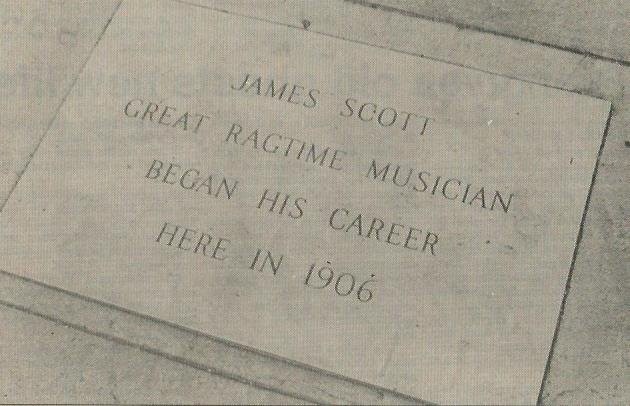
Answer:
[0, 305, 302, 404]
[0, 0, 628, 404]
[352, 0, 630, 63]
[539, 69, 629, 404]
[0, 272, 422, 405]
[0, 0, 120, 210]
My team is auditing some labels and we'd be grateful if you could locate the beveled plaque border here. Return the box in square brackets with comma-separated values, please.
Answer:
[0, 0, 620, 403]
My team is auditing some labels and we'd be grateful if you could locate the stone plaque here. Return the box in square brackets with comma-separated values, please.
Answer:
[0, 0, 611, 403]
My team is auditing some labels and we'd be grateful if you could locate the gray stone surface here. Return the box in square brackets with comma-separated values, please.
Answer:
[353, 0, 630, 63]
[0, 0, 120, 210]
[0, 271, 422, 405]
[0, 0, 627, 404]
[0, 304, 302, 404]
[540, 70, 630, 404]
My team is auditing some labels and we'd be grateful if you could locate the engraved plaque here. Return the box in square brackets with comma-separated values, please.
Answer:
[0, 0, 611, 403]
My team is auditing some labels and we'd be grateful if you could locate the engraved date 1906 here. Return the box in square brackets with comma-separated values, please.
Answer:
[304, 261, 376, 303]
